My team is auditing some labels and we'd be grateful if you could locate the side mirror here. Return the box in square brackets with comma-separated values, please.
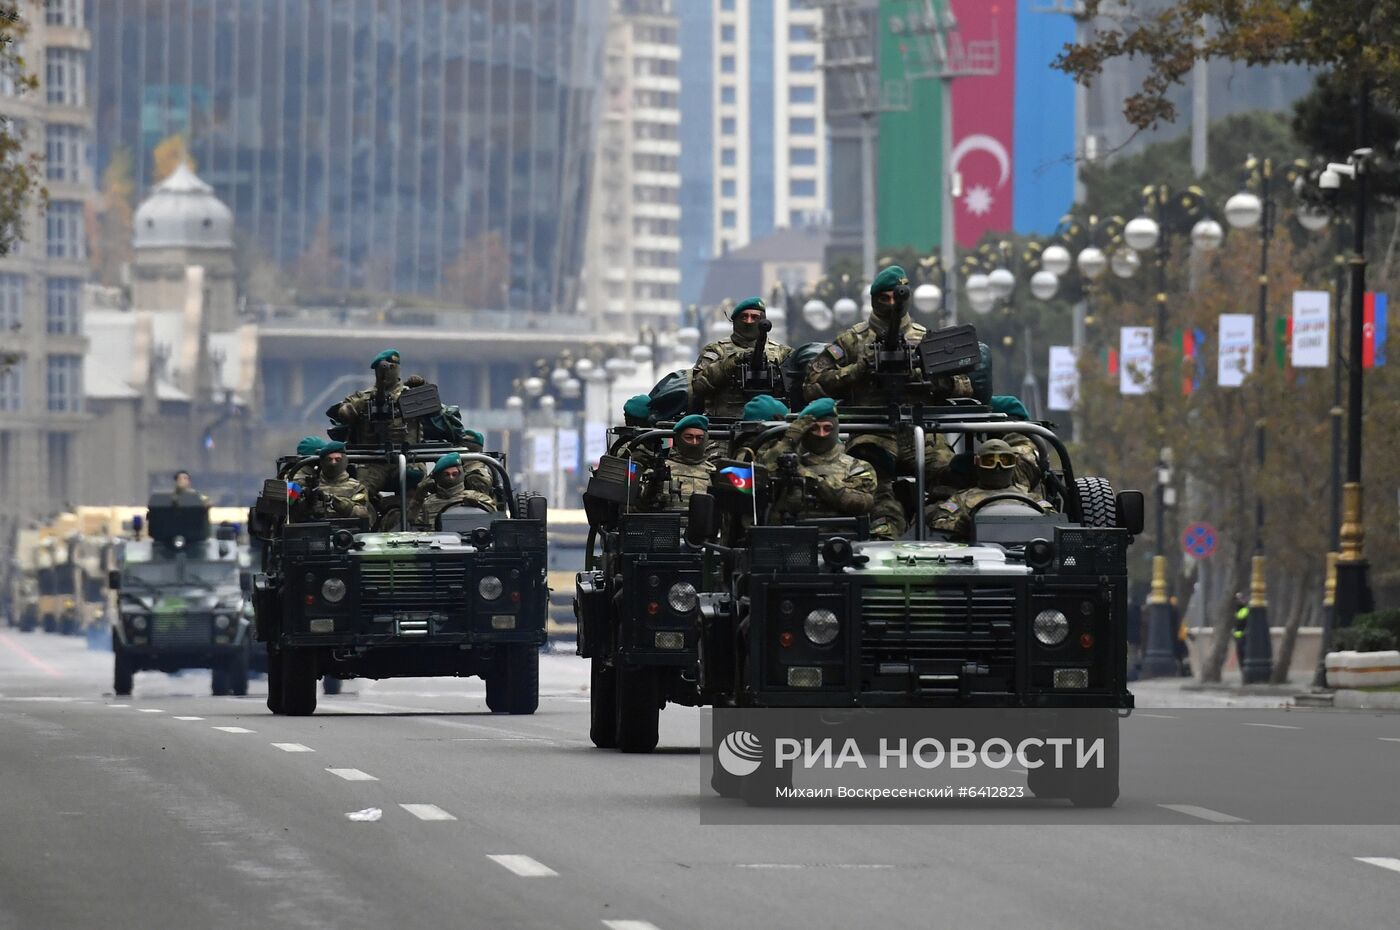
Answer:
[685, 493, 718, 547]
[108, 570, 121, 591]
[1116, 491, 1145, 536]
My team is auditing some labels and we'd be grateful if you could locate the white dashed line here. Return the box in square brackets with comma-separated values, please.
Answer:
[1378, 738, 1400, 743]
[211, 726, 254, 734]
[1158, 804, 1250, 824]
[272, 742, 315, 753]
[326, 768, 378, 782]
[173, 716, 204, 721]
[1137, 713, 1178, 719]
[138, 708, 164, 714]
[401, 804, 457, 822]
[487, 855, 558, 877]
[1356, 857, 1400, 875]
[736, 863, 895, 870]
[603, 922, 663, 930]
[108, 704, 130, 708]
[1241, 723, 1300, 730]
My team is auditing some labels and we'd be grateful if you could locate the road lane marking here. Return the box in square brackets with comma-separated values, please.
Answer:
[487, 855, 558, 877]
[1241, 723, 1300, 730]
[1378, 738, 1400, 743]
[326, 768, 378, 782]
[603, 922, 663, 930]
[272, 743, 314, 753]
[1137, 713, 1178, 719]
[107, 704, 130, 708]
[401, 804, 456, 822]
[1356, 857, 1400, 875]
[211, 726, 254, 734]
[0, 634, 63, 678]
[173, 716, 204, 721]
[346, 808, 382, 822]
[138, 708, 164, 713]
[1158, 804, 1249, 824]
[737, 864, 896, 870]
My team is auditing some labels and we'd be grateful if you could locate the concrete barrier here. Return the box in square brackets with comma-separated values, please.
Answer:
[1185, 627, 1323, 677]
[1324, 650, 1400, 689]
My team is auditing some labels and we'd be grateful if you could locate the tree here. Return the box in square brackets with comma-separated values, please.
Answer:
[0, 3, 45, 258]
[89, 147, 135, 286]
[1055, 1, 1400, 132]
[152, 134, 196, 183]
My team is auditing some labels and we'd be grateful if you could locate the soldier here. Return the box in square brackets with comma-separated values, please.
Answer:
[926, 439, 1052, 541]
[171, 470, 210, 505]
[640, 414, 717, 513]
[290, 436, 327, 485]
[622, 394, 654, 428]
[691, 296, 793, 419]
[408, 452, 496, 530]
[761, 399, 876, 523]
[729, 394, 790, 461]
[459, 429, 495, 500]
[328, 348, 433, 496]
[296, 442, 371, 522]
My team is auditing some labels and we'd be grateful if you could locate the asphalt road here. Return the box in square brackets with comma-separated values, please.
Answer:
[4, 630, 1400, 930]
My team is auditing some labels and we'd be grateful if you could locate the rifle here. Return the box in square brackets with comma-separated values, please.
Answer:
[739, 319, 782, 396]
[871, 283, 915, 420]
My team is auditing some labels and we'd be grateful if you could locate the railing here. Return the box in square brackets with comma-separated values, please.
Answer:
[249, 305, 619, 337]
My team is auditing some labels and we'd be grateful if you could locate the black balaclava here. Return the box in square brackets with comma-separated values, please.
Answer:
[674, 435, 708, 464]
[319, 457, 348, 482]
[374, 361, 401, 392]
[801, 418, 839, 456]
[436, 468, 465, 492]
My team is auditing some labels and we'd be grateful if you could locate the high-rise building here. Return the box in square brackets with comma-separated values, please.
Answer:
[0, 0, 96, 527]
[679, 0, 826, 306]
[581, 0, 681, 331]
[86, 0, 607, 311]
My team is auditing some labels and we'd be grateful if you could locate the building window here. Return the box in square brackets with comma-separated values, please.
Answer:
[721, 179, 737, 198]
[789, 117, 816, 136]
[789, 55, 816, 73]
[789, 24, 814, 42]
[47, 432, 70, 502]
[790, 179, 817, 198]
[634, 122, 678, 142]
[720, 86, 736, 105]
[46, 202, 84, 260]
[721, 148, 736, 167]
[634, 89, 678, 109]
[790, 147, 818, 167]
[720, 55, 736, 74]
[46, 277, 80, 335]
[721, 0, 736, 10]
[47, 355, 82, 412]
[789, 85, 817, 104]
[45, 49, 85, 107]
[633, 153, 678, 173]
[633, 58, 677, 77]
[721, 24, 736, 43]
[0, 273, 23, 330]
[721, 117, 736, 136]
[45, 124, 87, 183]
[0, 360, 21, 412]
[45, 0, 82, 27]
[722, 210, 737, 229]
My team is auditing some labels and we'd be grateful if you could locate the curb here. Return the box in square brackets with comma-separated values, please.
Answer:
[1179, 682, 1307, 697]
[1332, 689, 1400, 711]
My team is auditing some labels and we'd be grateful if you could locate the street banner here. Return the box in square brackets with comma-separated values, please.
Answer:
[584, 421, 608, 467]
[557, 428, 580, 473]
[1291, 291, 1329, 368]
[1119, 327, 1153, 395]
[950, 0, 1016, 247]
[1047, 345, 1078, 411]
[1218, 313, 1254, 387]
[530, 429, 555, 474]
[1364, 292, 1388, 368]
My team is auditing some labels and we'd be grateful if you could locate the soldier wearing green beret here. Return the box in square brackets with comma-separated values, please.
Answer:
[691, 297, 793, 419]
[728, 394, 790, 462]
[457, 429, 496, 499]
[759, 399, 876, 523]
[408, 452, 497, 530]
[622, 394, 654, 428]
[296, 441, 371, 522]
[289, 436, 328, 486]
[639, 414, 717, 513]
[327, 348, 435, 496]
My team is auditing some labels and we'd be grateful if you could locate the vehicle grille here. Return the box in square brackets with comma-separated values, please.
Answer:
[358, 559, 468, 613]
[860, 585, 1017, 669]
[149, 613, 213, 650]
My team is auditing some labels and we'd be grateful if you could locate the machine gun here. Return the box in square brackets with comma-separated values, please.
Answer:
[739, 319, 783, 397]
[870, 283, 916, 419]
[366, 382, 442, 445]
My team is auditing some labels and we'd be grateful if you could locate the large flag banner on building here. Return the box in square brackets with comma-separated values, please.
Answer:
[1364, 292, 1389, 368]
[1120, 327, 1153, 395]
[1292, 291, 1329, 368]
[1047, 345, 1078, 411]
[1218, 314, 1254, 387]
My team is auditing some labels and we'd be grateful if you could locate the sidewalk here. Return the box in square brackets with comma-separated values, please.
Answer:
[1129, 674, 1305, 709]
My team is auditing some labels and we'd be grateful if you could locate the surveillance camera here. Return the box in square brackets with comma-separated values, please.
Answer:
[1319, 169, 1341, 191]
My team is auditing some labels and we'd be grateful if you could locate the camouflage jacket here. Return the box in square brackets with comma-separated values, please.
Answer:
[926, 486, 1052, 541]
[691, 336, 793, 419]
[333, 384, 425, 445]
[408, 482, 496, 531]
[803, 316, 971, 405]
[297, 473, 371, 522]
[760, 418, 877, 520]
[639, 456, 716, 513]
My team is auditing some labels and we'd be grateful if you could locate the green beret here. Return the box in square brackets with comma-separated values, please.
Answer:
[319, 440, 347, 457]
[370, 348, 401, 369]
[990, 395, 1030, 420]
[731, 296, 766, 319]
[871, 266, 909, 295]
[674, 413, 709, 433]
[742, 394, 790, 421]
[434, 452, 462, 472]
[463, 429, 485, 451]
[800, 397, 838, 420]
[296, 436, 327, 457]
[623, 394, 653, 420]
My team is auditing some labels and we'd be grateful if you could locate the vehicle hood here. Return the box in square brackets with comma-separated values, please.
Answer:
[354, 532, 472, 555]
[848, 541, 1029, 579]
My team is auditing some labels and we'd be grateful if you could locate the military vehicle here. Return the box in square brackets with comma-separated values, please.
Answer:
[250, 443, 548, 717]
[109, 494, 253, 696]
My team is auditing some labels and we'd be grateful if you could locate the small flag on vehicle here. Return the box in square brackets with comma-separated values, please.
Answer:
[287, 481, 304, 501]
[720, 465, 754, 493]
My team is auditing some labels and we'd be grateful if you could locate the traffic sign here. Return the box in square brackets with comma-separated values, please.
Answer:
[1181, 521, 1218, 559]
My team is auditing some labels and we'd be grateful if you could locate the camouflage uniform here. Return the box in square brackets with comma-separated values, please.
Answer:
[639, 456, 716, 513]
[297, 472, 371, 522]
[926, 485, 1053, 541]
[691, 337, 793, 419]
[760, 415, 877, 522]
[408, 482, 495, 531]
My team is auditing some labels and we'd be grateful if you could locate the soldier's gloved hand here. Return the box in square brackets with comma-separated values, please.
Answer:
[404, 374, 426, 388]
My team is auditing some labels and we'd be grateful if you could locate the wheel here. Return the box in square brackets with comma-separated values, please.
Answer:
[60, 615, 78, 636]
[19, 610, 36, 632]
[280, 649, 318, 716]
[614, 664, 660, 754]
[42, 615, 55, 633]
[227, 644, 250, 697]
[322, 676, 343, 695]
[265, 648, 284, 714]
[710, 766, 742, 798]
[503, 645, 539, 715]
[1074, 477, 1118, 528]
[113, 648, 135, 696]
[211, 663, 230, 696]
[1067, 713, 1120, 808]
[485, 671, 506, 712]
[589, 656, 618, 749]
[739, 761, 793, 806]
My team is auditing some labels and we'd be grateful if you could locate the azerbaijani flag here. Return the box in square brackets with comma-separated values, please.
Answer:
[720, 465, 754, 494]
[287, 481, 304, 501]
[1364, 292, 1388, 369]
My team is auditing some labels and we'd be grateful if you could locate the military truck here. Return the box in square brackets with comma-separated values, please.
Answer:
[684, 406, 1143, 808]
[109, 494, 253, 696]
[250, 444, 548, 717]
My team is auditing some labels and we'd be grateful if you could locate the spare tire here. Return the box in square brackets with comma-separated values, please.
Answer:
[1074, 477, 1118, 528]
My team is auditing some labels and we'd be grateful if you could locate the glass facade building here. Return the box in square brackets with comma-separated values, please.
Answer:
[87, 0, 607, 311]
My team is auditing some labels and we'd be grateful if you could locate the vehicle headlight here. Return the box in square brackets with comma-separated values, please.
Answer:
[321, 577, 347, 603]
[803, 608, 840, 645]
[214, 614, 231, 630]
[1034, 609, 1069, 646]
[129, 615, 148, 631]
[667, 581, 698, 614]
[478, 575, 503, 600]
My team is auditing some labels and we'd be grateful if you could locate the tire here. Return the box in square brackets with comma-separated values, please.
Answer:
[710, 765, 742, 798]
[266, 648, 284, 715]
[614, 664, 660, 754]
[60, 615, 79, 636]
[485, 671, 506, 712]
[280, 649, 318, 716]
[322, 676, 343, 695]
[1067, 712, 1120, 809]
[739, 761, 793, 806]
[113, 648, 135, 696]
[1074, 477, 1118, 528]
[589, 656, 618, 749]
[227, 645, 250, 697]
[19, 610, 36, 633]
[42, 615, 56, 634]
[503, 645, 539, 715]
